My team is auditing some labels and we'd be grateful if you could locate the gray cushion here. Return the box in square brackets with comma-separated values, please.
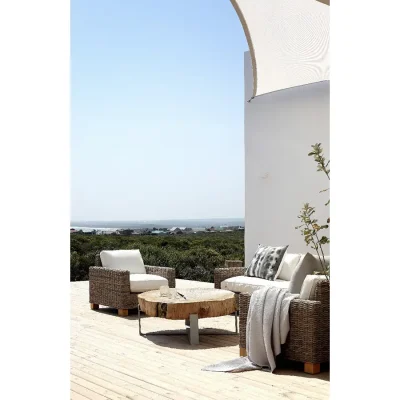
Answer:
[245, 245, 289, 280]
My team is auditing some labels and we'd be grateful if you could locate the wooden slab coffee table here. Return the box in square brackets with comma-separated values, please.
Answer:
[138, 288, 237, 345]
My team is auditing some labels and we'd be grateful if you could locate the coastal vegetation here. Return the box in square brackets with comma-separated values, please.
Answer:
[70, 231, 245, 283]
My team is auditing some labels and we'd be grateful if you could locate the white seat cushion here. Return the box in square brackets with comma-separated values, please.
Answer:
[100, 250, 146, 274]
[129, 274, 168, 293]
[277, 253, 302, 281]
[221, 275, 290, 294]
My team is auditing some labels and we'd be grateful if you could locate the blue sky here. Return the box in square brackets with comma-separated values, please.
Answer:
[71, 0, 248, 221]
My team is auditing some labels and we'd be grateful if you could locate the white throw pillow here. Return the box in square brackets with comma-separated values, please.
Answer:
[299, 275, 326, 300]
[277, 253, 302, 281]
[100, 250, 146, 274]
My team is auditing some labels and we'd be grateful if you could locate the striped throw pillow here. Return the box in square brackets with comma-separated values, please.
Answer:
[245, 245, 289, 280]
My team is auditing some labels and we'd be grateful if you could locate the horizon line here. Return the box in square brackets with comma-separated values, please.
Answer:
[71, 217, 244, 222]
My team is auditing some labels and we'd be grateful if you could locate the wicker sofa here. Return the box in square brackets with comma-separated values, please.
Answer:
[215, 253, 328, 298]
[215, 254, 330, 374]
[89, 251, 175, 317]
[239, 279, 329, 374]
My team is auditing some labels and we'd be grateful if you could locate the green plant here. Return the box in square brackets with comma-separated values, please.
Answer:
[296, 143, 330, 281]
[309, 143, 330, 180]
[296, 204, 330, 280]
[70, 231, 244, 282]
[309, 142, 330, 205]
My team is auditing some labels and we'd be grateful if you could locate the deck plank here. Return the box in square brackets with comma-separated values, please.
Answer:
[71, 280, 329, 399]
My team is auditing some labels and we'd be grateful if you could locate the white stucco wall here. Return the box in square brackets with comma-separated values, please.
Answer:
[244, 52, 330, 265]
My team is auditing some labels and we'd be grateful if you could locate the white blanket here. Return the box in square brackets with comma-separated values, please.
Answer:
[203, 286, 298, 373]
[247, 286, 298, 371]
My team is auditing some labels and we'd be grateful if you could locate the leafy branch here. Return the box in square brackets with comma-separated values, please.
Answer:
[308, 143, 330, 180]
[296, 143, 330, 281]
[309, 143, 330, 206]
[296, 204, 330, 281]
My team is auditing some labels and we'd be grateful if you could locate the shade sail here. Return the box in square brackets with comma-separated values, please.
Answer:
[231, 0, 330, 99]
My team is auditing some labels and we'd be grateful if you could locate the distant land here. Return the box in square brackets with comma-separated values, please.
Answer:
[71, 218, 245, 231]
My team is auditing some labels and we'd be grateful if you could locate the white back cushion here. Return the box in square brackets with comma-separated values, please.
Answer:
[277, 253, 302, 281]
[288, 252, 322, 294]
[299, 275, 326, 300]
[100, 250, 146, 274]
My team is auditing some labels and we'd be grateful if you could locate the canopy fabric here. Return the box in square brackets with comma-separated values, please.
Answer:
[231, 0, 330, 99]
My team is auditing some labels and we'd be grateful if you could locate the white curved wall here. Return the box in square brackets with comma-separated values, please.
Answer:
[244, 51, 330, 264]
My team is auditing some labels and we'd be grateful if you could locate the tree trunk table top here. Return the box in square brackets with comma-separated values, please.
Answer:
[138, 288, 236, 320]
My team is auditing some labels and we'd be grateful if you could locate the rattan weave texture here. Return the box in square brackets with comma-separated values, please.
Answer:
[238, 280, 330, 364]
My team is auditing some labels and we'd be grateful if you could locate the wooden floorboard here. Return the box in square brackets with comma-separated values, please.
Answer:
[71, 280, 329, 399]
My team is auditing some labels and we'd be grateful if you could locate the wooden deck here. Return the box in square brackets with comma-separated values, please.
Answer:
[71, 280, 330, 400]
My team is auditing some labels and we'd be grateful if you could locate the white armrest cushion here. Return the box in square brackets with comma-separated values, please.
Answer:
[299, 275, 327, 300]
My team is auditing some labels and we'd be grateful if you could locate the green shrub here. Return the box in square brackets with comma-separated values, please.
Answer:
[70, 231, 244, 283]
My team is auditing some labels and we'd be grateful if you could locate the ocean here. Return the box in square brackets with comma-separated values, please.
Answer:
[70, 218, 244, 231]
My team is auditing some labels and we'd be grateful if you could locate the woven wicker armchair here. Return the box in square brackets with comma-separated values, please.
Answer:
[89, 253, 176, 317]
[239, 279, 329, 374]
[214, 261, 244, 309]
[214, 260, 245, 290]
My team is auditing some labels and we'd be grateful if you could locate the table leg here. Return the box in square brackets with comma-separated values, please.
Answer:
[235, 310, 238, 333]
[138, 304, 142, 335]
[139, 311, 236, 341]
[185, 314, 199, 345]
